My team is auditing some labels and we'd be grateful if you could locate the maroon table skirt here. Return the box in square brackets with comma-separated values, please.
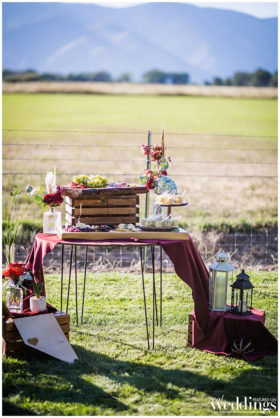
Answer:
[192, 308, 277, 362]
[25, 233, 277, 361]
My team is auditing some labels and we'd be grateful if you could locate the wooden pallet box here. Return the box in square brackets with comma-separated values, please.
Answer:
[2, 311, 70, 357]
[63, 186, 147, 226]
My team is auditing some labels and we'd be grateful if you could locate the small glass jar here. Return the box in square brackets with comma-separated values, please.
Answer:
[6, 282, 23, 313]
[43, 207, 61, 234]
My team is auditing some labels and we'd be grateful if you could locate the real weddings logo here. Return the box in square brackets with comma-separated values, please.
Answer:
[210, 396, 277, 413]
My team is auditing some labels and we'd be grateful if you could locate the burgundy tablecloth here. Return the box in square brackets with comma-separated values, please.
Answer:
[26, 233, 210, 332]
[26, 233, 277, 361]
[192, 308, 277, 361]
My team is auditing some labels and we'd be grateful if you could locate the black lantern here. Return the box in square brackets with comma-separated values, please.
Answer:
[230, 269, 254, 315]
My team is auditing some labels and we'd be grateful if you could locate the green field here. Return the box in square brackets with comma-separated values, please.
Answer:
[3, 93, 277, 135]
[3, 270, 277, 416]
[2, 93, 278, 233]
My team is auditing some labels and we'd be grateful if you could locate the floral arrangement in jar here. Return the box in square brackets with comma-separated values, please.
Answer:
[2, 262, 26, 313]
[40, 172, 64, 234]
[25, 172, 64, 234]
[140, 144, 168, 190]
[140, 138, 177, 195]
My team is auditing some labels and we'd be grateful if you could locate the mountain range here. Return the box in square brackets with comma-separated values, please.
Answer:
[3, 2, 278, 83]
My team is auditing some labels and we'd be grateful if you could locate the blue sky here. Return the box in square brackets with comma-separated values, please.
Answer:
[95, 1, 278, 18]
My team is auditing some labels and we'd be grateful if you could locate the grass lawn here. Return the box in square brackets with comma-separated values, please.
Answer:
[2, 93, 277, 136]
[3, 270, 277, 416]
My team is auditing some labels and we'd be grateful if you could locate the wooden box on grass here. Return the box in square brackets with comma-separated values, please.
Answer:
[2, 311, 70, 357]
[63, 186, 148, 226]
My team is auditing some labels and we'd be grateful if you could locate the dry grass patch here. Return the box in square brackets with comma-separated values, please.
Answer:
[3, 82, 278, 98]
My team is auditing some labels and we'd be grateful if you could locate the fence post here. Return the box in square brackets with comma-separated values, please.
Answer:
[143, 130, 152, 271]
[145, 130, 152, 219]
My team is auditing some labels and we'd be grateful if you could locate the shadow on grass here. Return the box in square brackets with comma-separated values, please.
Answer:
[3, 345, 277, 416]
[2, 400, 35, 416]
[75, 346, 277, 400]
[3, 349, 128, 416]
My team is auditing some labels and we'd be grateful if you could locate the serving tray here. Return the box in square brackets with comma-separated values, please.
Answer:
[57, 229, 189, 241]
[155, 202, 188, 207]
[139, 226, 177, 232]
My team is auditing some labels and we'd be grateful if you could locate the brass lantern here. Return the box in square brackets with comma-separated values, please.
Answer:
[230, 269, 254, 315]
[209, 250, 234, 312]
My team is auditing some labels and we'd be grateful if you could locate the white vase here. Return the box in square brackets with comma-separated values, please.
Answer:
[30, 296, 47, 313]
[43, 207, 61, 234]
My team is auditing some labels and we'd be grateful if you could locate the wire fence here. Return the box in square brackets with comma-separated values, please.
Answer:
[3, 128, 278, 138]
[3, 128, 278, 270]
[3, 143, 277, 151]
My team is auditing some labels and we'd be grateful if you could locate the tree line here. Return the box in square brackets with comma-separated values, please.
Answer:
[2, 68, 189, 84]
[206, 69, 278, 87]
[2, 67, 277, 86]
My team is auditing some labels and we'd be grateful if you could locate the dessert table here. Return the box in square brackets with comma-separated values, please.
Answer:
[26, 233, 277, 359]
[26, 233, 209, 349]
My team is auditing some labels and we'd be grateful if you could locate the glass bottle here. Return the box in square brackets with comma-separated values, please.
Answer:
[43, 206, 61, 234]
[6, 281, 23, 313]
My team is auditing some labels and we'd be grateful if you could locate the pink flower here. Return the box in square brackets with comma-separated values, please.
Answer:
[141, 145, 151, 155]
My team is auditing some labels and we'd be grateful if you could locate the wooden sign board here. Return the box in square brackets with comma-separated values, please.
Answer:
[58, 229, 189, 241]
[14, 314, 78, 363]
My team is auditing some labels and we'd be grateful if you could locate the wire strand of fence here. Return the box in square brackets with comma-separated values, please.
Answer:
[2, 128, 277, 138]
[3, 143, 277, 151]
[2, 157, 277, 165]
[3, 172, 277, 178]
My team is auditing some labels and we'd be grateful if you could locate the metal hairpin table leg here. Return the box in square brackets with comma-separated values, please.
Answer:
[60, 244, 64, 311]
[74, 245, 78, 325]
[139, 246, 150, 350]
[81, 246, 88, 324]
[151, 245, 156, 350]
[66, 245, 73, 314]
[160, 245, 163, 327]
[152, 247, 159, 327]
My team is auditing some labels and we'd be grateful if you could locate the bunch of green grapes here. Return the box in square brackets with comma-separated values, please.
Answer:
[73, 174, 108, 188]
[87, 175, 108, 188]
[73, 174, 89, 185]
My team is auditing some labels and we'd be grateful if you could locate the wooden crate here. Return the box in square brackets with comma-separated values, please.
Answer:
[63, 186, 147, 226]
[187, 310, 194, 346]
[2, 311, 70, 357]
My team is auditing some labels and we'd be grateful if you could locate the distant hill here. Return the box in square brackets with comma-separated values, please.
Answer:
[2, 2, 278, 83]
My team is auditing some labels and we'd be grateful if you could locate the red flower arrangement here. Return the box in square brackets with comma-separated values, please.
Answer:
[2, 262, 26, 280]
[141, 144, 163, 161]
[140, 140, 170, 190]
[43, 186, 64, 207]
[141, 145, 152, 156]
